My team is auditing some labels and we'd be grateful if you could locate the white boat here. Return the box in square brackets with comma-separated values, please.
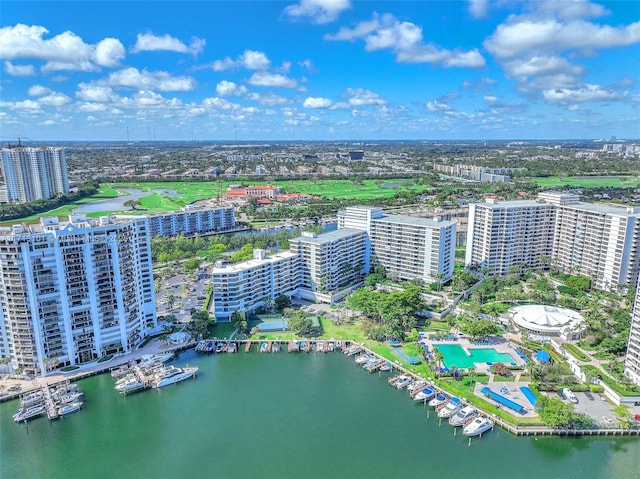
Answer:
[138, 352, 174, 366]
[57, 391, 84, 404]
[58, 401, 83, 416]
[13, 403, 45, 422]
[115, 376, 146, 394]
[215, 342, 226, 353]
[407, 380, 427, 393]
[438, 397, 462, 418]
[563, 387, 578, 404]
[20, 391, 43, 407]
[428, 393, 449, 407]
[316, 341, 325, 352]
[379, 362, 393, 372]
[449, 406, 478, 426]
[151, 365, 198, 388]
[463, 417, 494, 436]
[394, 376, 413, 390]
[355, 353, 373, 364]
[413, 386, 436, 402]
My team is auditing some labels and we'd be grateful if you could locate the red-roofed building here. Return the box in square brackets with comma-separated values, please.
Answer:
[225, 184, 281, 201]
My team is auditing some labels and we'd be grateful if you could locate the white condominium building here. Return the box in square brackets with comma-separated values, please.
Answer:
[0, 147, 69, 203]
[625, 277, 640, 385]
[289, 229, 367, 294]
[625, 277, 640, 384]
[466, 192, 640, 290]
[465, 199, 556, 275]
[337, 206, 457, 284]
[370, 215, 456, 284]
[0, 215, 156, 376]
[211, 250, 299, 321]
[146, 206, 236, 237]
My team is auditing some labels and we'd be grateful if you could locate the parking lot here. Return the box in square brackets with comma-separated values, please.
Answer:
[155, 269, 211, 322]
[563, 391, 640, 428]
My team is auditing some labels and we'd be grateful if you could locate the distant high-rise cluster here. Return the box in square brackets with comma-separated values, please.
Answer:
[466, 192, 640, 291]
[0, 147, 69, 203]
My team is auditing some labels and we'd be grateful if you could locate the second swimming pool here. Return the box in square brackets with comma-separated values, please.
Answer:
[435, 343, 517, 369]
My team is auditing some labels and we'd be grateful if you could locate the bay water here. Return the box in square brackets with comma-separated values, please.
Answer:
[2, 350, 638, 479]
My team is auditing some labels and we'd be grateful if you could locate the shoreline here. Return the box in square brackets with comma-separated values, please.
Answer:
[3, 338, 639, 437]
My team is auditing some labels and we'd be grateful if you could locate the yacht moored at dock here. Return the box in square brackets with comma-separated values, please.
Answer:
[438, 397, 462, 418]
[151, 365, 198, 388]
[57, 401, 83, 416]
[463, 417, 494, 437]
[13, 404, 46, 422]
[138, 352, 174, 367]
[449, 406, 478, 426]
[413, 386, 436, 402]
[429, 393, 449, 407]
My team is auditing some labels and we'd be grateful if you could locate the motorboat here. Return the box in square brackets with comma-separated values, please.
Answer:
[110, 365, 132, 378]
[364, 359, 385, 372]
[316, 341, 325, 352]
[327, 341, 335, 352]
[394, 375, 413, 390]
[20, 391, 43, 407]
[260, 342, 268, 353]
[227, 343, 237, 353]
[215, 342, 226, 353]
[563, 388, 578, 404]
[138, 352, 174, 366]
[355, 353, 373, 364]
[56, 391, 84, 404]
[429, 393, 449, 407]
[345, 345, 361, 356]
[115, 376, 146, 394]
[413, 386, 436, 402]
[449, 406, 478, 426]
[362, 357, 379, 369]
[272, 343, 280, 353]
[379, 362, 393, 372]
[438, 397, 462, 418]
[463, 417, 494, 436]
[151, 365, 198, 388]
[299, 341, 307, 351]
[13, 403, 45, 422]
[58, 401, 83, 416]
[407, 380, 427, 393]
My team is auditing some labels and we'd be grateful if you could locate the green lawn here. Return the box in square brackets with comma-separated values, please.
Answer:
[531, 176, 640, 188]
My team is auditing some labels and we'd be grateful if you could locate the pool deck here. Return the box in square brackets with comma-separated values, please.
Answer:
[422, 335, 526, 374]
[474, 381, 539, 418]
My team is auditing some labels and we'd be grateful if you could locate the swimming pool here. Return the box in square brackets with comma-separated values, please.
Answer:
[435, 344, 517, 369]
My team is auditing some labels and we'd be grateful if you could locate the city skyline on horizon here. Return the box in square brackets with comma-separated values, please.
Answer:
[1, 0, 639, 141]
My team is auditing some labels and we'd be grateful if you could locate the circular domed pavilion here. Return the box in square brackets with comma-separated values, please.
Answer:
[508, 305, 586, 340]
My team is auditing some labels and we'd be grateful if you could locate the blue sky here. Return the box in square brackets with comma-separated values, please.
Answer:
[1, 0, 639, 141]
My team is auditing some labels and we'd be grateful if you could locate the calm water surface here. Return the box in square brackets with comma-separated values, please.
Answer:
[2, 351, 639, 479]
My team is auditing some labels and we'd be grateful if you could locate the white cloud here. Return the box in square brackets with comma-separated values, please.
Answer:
[246, 92, 290, 106]
[542, 85, 623, 103]
[247, 72, 298, 88]
[468, 0, 489, 19]
[94, 38, 125, 67]
[28, 85, 51, 96]
[107, 68, 196, 91]
[535, 0, 609, 21]
[38, 92, 71, 107]
[76, 83, 121, 103]
[283, 0, 351, 24]
[216, 80, 248, 97]
[326, 13, 485, 68]
[4, 61, 35, 76]
[202, 97, 241, 111]
[303, 97, 333, 108]
[0, 24, 131, 72]
[344, 88, 386, 106]
[426, 100, 452, 112]
[485, 18, 640, 60]
[131, 33, 205, 55]
[213, 50, 271, 71]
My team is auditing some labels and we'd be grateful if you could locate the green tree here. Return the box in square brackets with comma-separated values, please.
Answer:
[287, 311, 314, 336]
[537, 397, 574, 428]
[183, 258, 200, 271]
[123, 199, 141, 210]
[274, 294, 291, 312]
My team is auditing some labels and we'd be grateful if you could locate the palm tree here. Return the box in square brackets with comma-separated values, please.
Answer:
[432, 347, 444, 377]
[0, 356, 12, 375]
[467, 366, 476, 392]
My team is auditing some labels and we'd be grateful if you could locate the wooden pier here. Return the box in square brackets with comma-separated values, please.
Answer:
[244, 341, 252, 353]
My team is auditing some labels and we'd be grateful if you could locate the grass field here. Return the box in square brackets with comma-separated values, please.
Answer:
[532, 176, 640, 188]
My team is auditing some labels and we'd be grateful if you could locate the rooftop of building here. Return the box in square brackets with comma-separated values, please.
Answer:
[290, 227, 365, 245]
[0, 215, 138, 236]
[211, 250, 297, 273]
[373, 214, 455, 228]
